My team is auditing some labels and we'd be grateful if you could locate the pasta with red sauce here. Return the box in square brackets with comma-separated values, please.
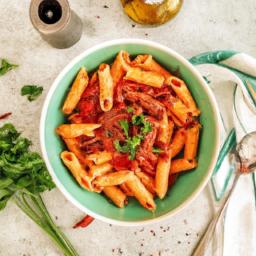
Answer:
[57, 51, 201, 211]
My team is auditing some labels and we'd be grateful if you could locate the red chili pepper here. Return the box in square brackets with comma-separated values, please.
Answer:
[73, 215, 94, 228]
[0, 112, 12, 120]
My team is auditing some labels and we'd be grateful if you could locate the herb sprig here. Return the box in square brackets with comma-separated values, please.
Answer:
[0, 123, 78, 256]
[21, 85, 43, 101]
[114, 114, 152, 160]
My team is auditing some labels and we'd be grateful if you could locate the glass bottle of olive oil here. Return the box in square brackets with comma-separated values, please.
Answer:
[121, 0, 183, 25]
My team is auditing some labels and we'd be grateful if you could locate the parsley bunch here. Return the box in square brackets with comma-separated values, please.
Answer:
[0, 123, 78, 256]
[114, 114, 152, 160]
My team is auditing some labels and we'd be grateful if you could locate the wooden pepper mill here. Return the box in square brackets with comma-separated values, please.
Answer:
[30, 0, 83, 48]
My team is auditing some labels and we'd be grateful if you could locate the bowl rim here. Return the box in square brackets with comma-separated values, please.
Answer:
[40, 38, 221, 226]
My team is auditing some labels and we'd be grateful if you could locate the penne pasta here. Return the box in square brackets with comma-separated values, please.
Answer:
[167, 110, 183, 127]
[184, 123, 201, 160]
[89, 71, 98, 86]
[62, 67, 89, 114]
[168, 120, 175, 143]
[111, 50, 131, 87]
[135, 171, 155, 195]
[89, 162, 113, 180]
[158, 110, 170, 144]
[60, 151, 93, 191]
[86, 151, 112, 165]
[132, 54, 172, 80]
[56, 124, 101, 138]
[166, 76, 200, 116]
[103, 186, 128, 208]
[120, 183, 134, 196]
[126, 174, 156, 211]
[93, 171, 134, 187]
[98, 64, 114, 112]
[170, 159, 197, 174]
[167, 96, 192, 124]
[63, 138, 87, 165]
[124, 67, 164, 88]
[170, 128, 186, 158]
[155, 150, 171, 199]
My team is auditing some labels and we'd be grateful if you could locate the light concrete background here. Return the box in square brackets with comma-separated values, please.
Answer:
[0, 0, 255, 255]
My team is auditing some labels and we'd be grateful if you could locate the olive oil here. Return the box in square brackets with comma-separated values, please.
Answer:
[121, 0, 183, 25]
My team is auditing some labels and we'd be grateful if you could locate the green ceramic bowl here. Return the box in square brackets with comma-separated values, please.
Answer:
[40, 39, 220, 226]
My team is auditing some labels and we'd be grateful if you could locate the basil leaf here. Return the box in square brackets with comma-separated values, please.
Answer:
[0, 59, 18, 76]
[119, 120, 129, 138]
[21, 85, 43, 101]
[152, 147, 163, 154]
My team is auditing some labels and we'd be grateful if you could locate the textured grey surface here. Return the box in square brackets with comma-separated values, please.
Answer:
[0, 0, 255, 255]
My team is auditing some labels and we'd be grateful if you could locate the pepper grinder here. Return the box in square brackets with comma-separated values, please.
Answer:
[30, 0, 83, 49]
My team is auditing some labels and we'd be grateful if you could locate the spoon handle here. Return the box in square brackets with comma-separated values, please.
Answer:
[192, 172, 241, 256]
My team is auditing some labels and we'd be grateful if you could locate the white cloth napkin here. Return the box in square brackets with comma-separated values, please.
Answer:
[189, 51, 256, 256]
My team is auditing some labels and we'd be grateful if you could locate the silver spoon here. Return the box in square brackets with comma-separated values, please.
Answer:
[192, 131, 256, 256]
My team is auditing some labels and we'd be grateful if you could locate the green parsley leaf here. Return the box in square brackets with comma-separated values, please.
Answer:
[132, 114, 145, 125]
[115, 115, 153, 159]
[119, 120, 129, 138]
[132, 114, 152, 136]
[141, 120, 152, 135]
[152, 147, 163, 154]
[127, 106, 134, 113]
[0, 59, 18, 76]
[114, 140, 129, 153]
[128, 135, 142, 160]
[21, 85, 43, 101]
[114, 136, 142, 160]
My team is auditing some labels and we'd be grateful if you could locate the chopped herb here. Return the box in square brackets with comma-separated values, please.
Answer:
[114, 140, 129, 153]
[127, 106, 134, 113]
[21, 85, 43, 101]
[132, 114, 152, 135]
[114, 115, 153, 159]
[128, 135, 142, 160]
[132, 114, 144, 125]
[114, 135, 142, 160]
[152, 147, 163, 154]
[119, 120, 129, 138]
[0, 59, 18, 76]
[141, 120, 152, 135]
